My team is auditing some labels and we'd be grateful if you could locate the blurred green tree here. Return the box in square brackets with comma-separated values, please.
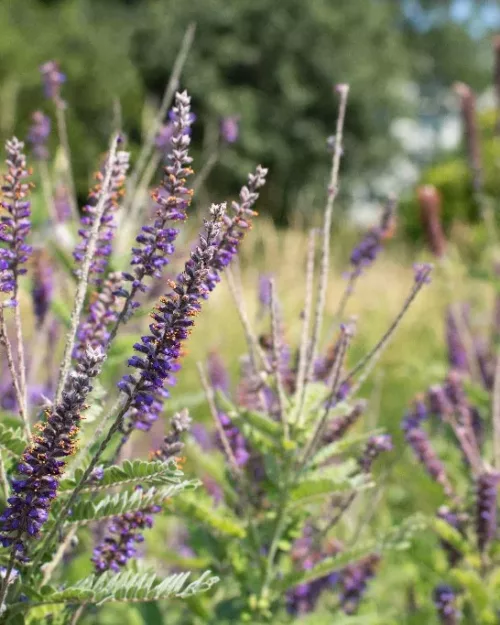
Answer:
[0, 0, 496, 221]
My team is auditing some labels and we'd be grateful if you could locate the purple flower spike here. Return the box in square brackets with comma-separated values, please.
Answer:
[358, 434, 392, 473]
[40, 61, 66, 103]
[204, 165, 268, 292]
[123, 91, 194, 313]
[31, 248, 53, 328]
[120, 206, 225, 432]
[433, 584, 459, 625]
[207, 350, 230, 395]
[54, 185, 71, 223]
[91, 495, 162, 573]
[403, 421, 454, 496]
[413, 262, 433, 285]
[0, 137, 32, 302]
[220, 116, 239, 144]
[348, 198, 396, 279]
[94, 412, 191, 573]
[339, 554, 380, 615]
[27, 111, 51, 161]
[0, 347, 105, 556]
[74, 150, 130, 284]
[476, 471, 500, 552]
[74, 272, 124, 358]
[323, 400, 366, 444]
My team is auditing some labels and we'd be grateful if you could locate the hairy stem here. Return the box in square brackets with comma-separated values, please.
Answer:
[306, 85, 349, 383]
[55, 104, 78, 221]
[54, 134, 120, 403]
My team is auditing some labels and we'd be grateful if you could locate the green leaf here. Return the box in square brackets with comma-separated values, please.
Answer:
[215, 390, 281, 440]
[51, 483, 197, 525]
[173, 497, 247, 538]
[59, 459, 184, 492]
[309, 429, 385, 469]
[0, 422, 27, 455]
[22, 570, 218, 606]
[277, 543, 375, 591]
[290, 460, 366, 504]
[433, 518, 471, 556]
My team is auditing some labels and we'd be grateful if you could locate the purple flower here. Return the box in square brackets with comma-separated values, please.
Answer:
[220, 116, 239, 144]
[27, 111, 51, 161]
[258, 273, 273, 312]
[217, 412, 250, 467]
[401, 396, 428, 431]
[74, 272, 124, 359]
[0, 347, 105, 557]
[358, 434, 392, 473]
[207, 350, 230, 395]
[119, 207, 224, 432]
[339, 554, 380, 615]
[121, 92, 194, 317]
[348, 198, 396, 278]
[94, 412, 191, 573]
[0, 137, 32, 302]
[445, 306, 470, 372]
[323, 400, 366, 444]
[31, 248, 53, 327]
[476, 471, 500, 552]
[73, 150, 130, 284]
[204, 165, 267, 292]
[413, 263, 433, 285]
[403, 421, 453, 496]
[54, 185, 71, 223]
[40, 61, 66, 103]
[433, 584, 459, 625]
[437, 506, 465, 567]
[154, 123, 174, 152]
[91, 497, 162, 573]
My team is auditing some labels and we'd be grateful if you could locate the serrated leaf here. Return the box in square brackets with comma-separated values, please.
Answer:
[173, 497, 246, 538]
[59, 459, 184, 492]
[0, 422, 27, 455]
[51, 482, 197, 525]
[21, 570, 218, 607]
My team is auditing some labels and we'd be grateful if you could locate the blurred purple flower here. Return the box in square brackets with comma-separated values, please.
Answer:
[27, 112, 51, 161]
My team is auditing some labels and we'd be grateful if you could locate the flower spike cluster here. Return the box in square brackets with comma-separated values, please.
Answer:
[119, 205, 225, 432]
[40, 61, 66, 103]
[0, 138, 32, 304]
[93, 411, 191, 573]
[74, 149, 130, 284]
[122, 91, 194, 313]
[0, 347, 105, 557]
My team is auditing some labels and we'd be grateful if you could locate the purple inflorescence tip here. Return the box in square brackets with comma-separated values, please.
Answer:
[40, 61, 66, 103]
[204, 165, 267, 292]
[433, 584, 459, 625]
[358, 434, 393, 473]
[123, 91, 194, 311]
[27, 112, 51, 161]
[476, 471, 500, 552]
[31, 248, 53, 328]
[220, 116, 239, 144]
[348, 198, 396, 279]
[0, 137, 32, 303]
[73, 150, 130, 284]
